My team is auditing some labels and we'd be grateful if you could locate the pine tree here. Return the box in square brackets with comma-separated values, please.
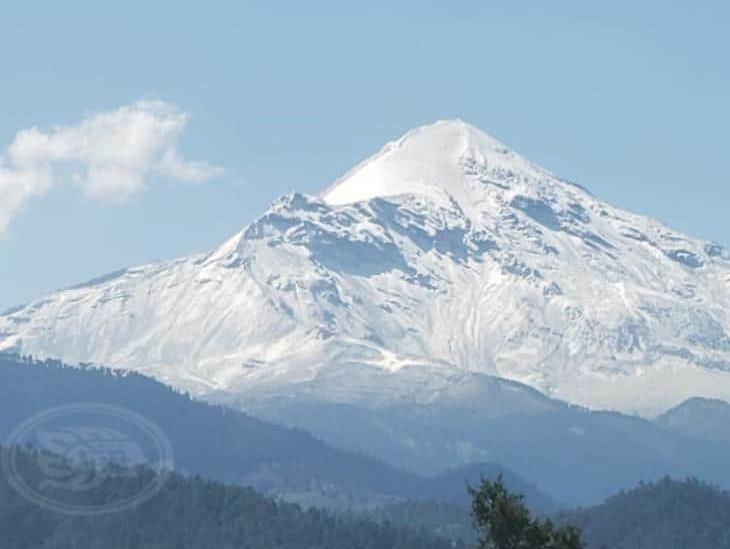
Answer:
[470, 476, 583, 549]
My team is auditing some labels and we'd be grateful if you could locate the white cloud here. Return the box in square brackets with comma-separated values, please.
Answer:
[0, 100, 223, 233]
[0, 166, 53, 234]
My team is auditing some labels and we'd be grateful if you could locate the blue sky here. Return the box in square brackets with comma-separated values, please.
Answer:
[1, 1, 728, 310]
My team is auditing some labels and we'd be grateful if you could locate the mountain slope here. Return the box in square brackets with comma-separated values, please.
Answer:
[0, 353, 552, 510]
[655, 397, 730, 441]
[1, 119, 729, 417]
[249, 391, 730, 505]
[562, 478, 730, 549]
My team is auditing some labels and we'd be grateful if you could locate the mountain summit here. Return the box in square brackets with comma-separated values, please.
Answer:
[2, 121, 729, 417]
[322, 119, 547, 208]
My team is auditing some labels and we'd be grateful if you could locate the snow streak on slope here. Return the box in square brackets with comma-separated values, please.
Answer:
[2, 120, 730, 416]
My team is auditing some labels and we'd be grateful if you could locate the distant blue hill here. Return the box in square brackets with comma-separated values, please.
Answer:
[0, 353, 553, 511]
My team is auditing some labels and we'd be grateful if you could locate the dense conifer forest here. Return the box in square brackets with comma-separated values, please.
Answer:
[0, 446, 462, 549]
[563, 477, 730, 549]
[366, 479, 730, 548]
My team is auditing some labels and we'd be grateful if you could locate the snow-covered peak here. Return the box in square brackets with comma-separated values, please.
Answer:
[2, 120, 730, 418]
[322, 119, 549, 210]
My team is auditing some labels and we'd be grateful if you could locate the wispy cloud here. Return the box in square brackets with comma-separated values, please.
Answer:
[0, 100, 223, 233]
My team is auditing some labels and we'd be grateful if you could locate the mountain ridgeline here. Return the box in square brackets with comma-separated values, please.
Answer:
[2, 120, 729, 419]
[2, 352, 730, 511]
[0, 353, 552, 510]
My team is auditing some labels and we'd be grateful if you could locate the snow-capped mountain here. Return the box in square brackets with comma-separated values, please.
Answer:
[2, 120, 730, 416]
